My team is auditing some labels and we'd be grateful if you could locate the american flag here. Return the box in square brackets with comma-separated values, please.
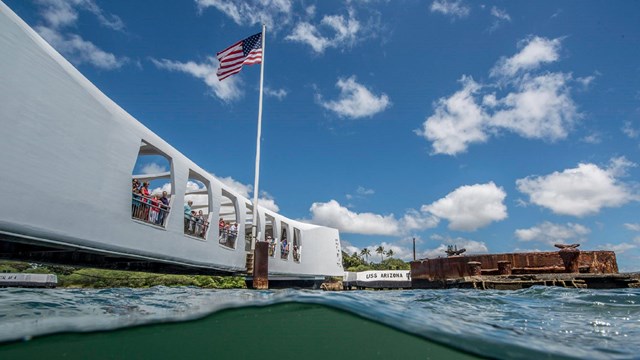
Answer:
[216, 32, 262, 81]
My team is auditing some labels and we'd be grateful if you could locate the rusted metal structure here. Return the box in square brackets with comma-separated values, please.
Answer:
[411, 246, 639, 289]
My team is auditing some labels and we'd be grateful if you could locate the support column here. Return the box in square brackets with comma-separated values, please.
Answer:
[467, 261, 482, 276]
[252, 241, 269, 289]
[559, 248, 581, 273]
[498, 261, 512, 275]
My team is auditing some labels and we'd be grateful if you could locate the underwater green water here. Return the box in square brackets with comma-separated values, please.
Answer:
[0, 302, 479, 359]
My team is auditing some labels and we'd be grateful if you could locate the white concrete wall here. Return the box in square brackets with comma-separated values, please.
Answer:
[0, 2, 343, 277]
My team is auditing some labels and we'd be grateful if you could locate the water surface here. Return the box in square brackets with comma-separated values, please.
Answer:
[0, 287, 638, 359]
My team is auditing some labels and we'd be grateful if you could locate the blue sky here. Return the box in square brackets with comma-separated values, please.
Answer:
[6, 0, 640, 270]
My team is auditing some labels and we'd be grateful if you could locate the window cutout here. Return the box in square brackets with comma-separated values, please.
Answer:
[280, 222, 290, 260]
[131, 141, 173, 227]
[265, 214, 277, 257]
[293, 228, 301, 263]
[218, 189, 239, 248]
[183, 172, 210, 239]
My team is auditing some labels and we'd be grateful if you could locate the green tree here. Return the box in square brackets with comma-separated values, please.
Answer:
[360, 248, 371, 263]
[386, 249, 394, 258]
[376, 245, 385, 262]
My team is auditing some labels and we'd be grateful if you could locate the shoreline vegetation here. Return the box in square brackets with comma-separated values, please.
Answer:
[0, 261, 246, 289]
[0, 252, 409, 289]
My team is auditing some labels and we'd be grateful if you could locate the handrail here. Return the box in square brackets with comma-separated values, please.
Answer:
[131, 194, 171, 227]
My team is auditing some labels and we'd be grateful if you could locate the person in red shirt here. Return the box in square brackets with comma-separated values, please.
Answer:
[149, 194, 160, 224]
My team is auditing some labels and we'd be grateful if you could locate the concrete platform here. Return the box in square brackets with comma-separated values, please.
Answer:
[0, 273, 58, 288]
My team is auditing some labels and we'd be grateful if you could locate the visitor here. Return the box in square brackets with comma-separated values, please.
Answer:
[132, 180, 142, 219]
[158, 191, 170, 225]
[229, 222, 237, 239]
[184, 200, 193, 233]
[195, 210, 204, 237]
[140, 181, 151, 219]
[149, 194, 160, 224]
[281, 237, 289, 258]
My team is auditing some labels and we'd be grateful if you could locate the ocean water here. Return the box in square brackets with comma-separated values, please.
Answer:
[0, 287, 638, 360]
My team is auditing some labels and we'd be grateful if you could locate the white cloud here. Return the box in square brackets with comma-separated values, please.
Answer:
[488, 6, 511, 32]
[286, 10, 362, 54]
[36, 0, 124, 31]
[257, 191, 280, 213]
[322, 11, 361, 45]
[310, 200, 400, 235]
[515, 221, 590, 246]
[36, 0, 79, 28]
[622, 121, 639, 139]
[37, 26, 127, 70]
[341, 240, 361, 256]
[196, 0, 292, 30]
[33, 0, 127, 70]
[356, 186, 375, 196]
[624, 223, 640, 232]
[421, 235, 489, 259]
[264, 87, 288, 100]
[490, 6, 511, 22]
[415, 76, 488, 155]
[319, 76, 391, 119]
[213, 174, 280, 212]
[418, 36, 582, 155]
[308, 200, 437, 236]
[286, 22, 331, 53]
[400, 209, 440, 232]
[370, 241, 414, 262]
[576, 75, 596, 89]
[150, 58, 243, 103]
[422, 182, 507, 231]
[488, 73, 578, 140]
[351, 240, 421, 263]
[597, 243, 637, 254]
[516, 157, 637, 217]
[491, 36, 562, 78]
[582, 133, 602, 144]
[430, 0, 470, 19]
[140, 163, 167, 175]
[215, 174, 252, 198]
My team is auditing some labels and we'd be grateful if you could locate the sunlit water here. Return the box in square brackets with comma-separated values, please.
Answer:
[0, 287, 638, 359]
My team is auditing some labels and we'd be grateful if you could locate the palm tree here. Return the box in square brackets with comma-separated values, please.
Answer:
[375, 245, 385, 262]
[386, 249, 394, 259]
[360, 248, 371, 263]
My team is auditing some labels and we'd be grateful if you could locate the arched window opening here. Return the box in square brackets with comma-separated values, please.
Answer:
[280, 222, 290, 260]
[218, 189, 239, 248]
[265, 214, 277, 257]
[131, 141, 173, 227]
[293, 228, 302, 263]
[183, 172, 210, 239]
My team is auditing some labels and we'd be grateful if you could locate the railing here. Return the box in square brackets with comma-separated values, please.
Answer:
[184, 216, 209, 239]
[131, 195, 170, 227]
[219, 227, 238, 248]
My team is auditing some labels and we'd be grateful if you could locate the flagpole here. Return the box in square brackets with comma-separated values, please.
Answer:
[251, 24, 266, 251]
